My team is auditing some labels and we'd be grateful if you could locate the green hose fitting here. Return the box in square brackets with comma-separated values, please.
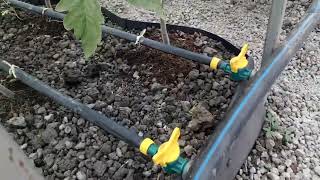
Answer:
[146, 144, 189, 174]
[139, 128, 189, 175]
[210, 43, 252, 81]
[219, 61, 252, 81]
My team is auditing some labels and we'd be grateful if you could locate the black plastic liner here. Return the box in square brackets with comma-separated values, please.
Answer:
[101, 8, 243, 57]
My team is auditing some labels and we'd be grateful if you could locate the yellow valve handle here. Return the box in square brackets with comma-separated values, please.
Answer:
[230, 43, 249, 73]
[152, 128, 181, 167]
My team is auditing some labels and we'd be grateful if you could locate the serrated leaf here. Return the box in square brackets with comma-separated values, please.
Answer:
[127, 0, 165, 18]
[56, 0, 104, 58]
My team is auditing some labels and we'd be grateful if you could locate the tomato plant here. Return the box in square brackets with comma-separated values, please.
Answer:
[55, 0, 170, 58]
[128, 0, 170, 45]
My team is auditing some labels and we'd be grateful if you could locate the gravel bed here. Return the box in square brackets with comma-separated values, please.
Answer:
[0, 3, 240, 180]
[101, 0, 320, 179]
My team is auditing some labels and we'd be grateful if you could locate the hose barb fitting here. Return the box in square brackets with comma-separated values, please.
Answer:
[139, 128, 189, 174]
[210, 43, 252, 81]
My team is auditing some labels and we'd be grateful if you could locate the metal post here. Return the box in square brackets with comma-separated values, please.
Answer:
[262, 0, 287, 67]
[0, 125, 44, 180]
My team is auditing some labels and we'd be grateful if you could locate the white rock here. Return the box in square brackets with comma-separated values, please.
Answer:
[273, 132, 283, 140]
[20, 143, 28, 150]
[64, 126, 72, 134]
[302, 168, 312, 179]
[261, 151, 269, 158]
[267, 172, 280, 180]
[76, 171, 87, 180]
[75, 142, 86, 150]
[65, 141, 73, 149]
[265, 139, 275, 150]
[184, 145, 194, 156]
[7, 116, 26, 128]
[285, 159, 292, 167]
[44, 114, 54, 121]
[295, 149, 305, 157]
[59, 124, 65, 130]
[133, 71, 140, 79]
[116, 148, 123, 157]
[314, 166, 320, 176]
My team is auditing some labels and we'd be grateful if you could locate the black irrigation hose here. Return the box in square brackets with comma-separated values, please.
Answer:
[7, 0, 213, 65]
[0, 60, 143, 148]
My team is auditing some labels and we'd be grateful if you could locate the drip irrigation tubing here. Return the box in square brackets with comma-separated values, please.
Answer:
[7, 0, 213, 65]
[0, 60, 143, 148]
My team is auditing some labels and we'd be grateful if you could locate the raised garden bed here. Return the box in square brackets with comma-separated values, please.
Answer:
[0, 5, 240, 179]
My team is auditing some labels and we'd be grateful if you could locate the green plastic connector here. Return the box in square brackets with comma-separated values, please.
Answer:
[219, 61, 252, 81]
[163, 156, 189, 174]
[146, 144, 189, 174]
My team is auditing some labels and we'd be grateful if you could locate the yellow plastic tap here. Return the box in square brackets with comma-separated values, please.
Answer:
[152, 128, 181, 167]
[230, 43, 249, 73]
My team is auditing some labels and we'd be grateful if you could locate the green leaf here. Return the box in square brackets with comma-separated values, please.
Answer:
[56, 0, 104, 58]
[127, 0, 165, 18]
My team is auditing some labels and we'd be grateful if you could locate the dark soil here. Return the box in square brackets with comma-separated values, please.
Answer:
[0, 5, 238, 180]
[124, 47, 194, 84]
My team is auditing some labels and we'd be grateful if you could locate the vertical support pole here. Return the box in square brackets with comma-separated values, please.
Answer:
[262, 0, 287, 67]
[0, 125, 44, 180]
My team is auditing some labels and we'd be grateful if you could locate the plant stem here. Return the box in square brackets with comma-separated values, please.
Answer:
[45, 0, 52, 8]
[160, 17, 170, 45]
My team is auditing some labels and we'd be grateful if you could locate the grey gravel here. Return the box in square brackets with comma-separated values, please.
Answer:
[44, 114, 54, 121]
[94, 161, 107, 177]
[75, 142, 86, 150]
[314, 166, 320, 177]
[41, 127, 58, 144]
[76, 171, 87, 180]
[265, 138, 275, 150]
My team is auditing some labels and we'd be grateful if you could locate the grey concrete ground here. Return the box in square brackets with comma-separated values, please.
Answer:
[101, 0, 320, 179]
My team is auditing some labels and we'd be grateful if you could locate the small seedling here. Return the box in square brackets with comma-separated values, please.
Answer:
[56, 0, 170, 58]
[45, 0, 52, 8]
[263, 110, 294, 145]
[263, 111, 279, 139]
[128, 0, 170, 45]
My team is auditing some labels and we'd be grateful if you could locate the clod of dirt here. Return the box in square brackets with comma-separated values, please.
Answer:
[62, 69, 83, 85]
[188, 103, 215, 131]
